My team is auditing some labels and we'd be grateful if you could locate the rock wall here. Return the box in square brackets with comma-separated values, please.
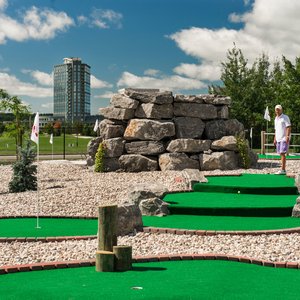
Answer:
[87, 88, 257, 172]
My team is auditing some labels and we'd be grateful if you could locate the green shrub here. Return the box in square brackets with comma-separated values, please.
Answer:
[236, 135, 250, 169]
[94, 142, 106, 172]
[9, 141, 37, 192]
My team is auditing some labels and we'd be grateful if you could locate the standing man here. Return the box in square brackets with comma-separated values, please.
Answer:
[273, 104, 291, 175]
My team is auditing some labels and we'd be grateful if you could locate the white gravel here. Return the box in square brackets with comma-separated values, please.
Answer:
[1, 232, 300, 266]
[0, 159, 300, 267]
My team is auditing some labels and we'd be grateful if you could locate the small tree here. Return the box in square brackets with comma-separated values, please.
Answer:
[236, 135, 250, 169]
[9, 141, 37, 193]
[0, 89, 31, 159]
[94, 142, 106, 172]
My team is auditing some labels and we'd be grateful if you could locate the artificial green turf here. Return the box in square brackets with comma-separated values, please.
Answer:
[2, 214, 300, 236]
[1, 260, 300, 299]
[164, 192, 296, 209]
[0, 218, 97, 238]
[259, 154, 300, 160]
[163, 192, 296, 216]
[193, 173, 298, 195]
[142, 215, 300, 231]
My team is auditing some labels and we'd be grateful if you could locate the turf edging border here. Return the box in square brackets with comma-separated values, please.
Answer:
[2, 225, 300, 243]
[142, 226, 300, 236]
[1, 254, 300, 275]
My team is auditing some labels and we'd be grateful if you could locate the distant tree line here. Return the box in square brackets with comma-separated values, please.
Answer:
[210, 45, 300, 148]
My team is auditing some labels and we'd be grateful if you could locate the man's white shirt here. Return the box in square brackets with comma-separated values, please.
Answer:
[274, 114, 291, 142]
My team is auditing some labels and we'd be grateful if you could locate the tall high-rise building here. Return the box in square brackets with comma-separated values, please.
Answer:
[53, 57, 91, 123]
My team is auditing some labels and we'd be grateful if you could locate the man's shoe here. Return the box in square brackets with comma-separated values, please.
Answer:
[275, 170, 286, 175]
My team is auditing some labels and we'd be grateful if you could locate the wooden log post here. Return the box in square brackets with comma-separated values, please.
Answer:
[97, 205, 118, 251]
[113, 245, 132, 271]
[95, 251, 114, 272]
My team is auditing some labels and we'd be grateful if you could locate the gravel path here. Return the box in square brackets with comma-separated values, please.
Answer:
[0, 159, 299, 267]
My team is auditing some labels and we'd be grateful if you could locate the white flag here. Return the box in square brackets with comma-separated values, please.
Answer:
[264, 106, 271, 122]
[30, 112, 39, 144]
[49, 133, 53, 144]
[250, 127, 253, 139]
[93, 119, 99, 132]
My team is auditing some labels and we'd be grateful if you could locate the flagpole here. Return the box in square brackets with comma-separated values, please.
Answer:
[250, 127, 253, 150]
[36, 140, 41, 229]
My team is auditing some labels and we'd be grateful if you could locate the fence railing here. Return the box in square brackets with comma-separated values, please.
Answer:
[260, 131, 300, 154]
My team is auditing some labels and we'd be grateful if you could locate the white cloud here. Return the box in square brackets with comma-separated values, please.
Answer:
[0, 5, 74, 44]
[169, 0, 300, 82]
[94, 91, 114, 99]
[91, 75, 112, 89]
[77, 15, 87, 25]
[144, 69, 161, 76]
[41, 102, 53, 109]
[30, 70, 53, 86]
[91, 9, 123, 29]
[0, 0, 7, 11]
[117, 71, 205, 91]
[174, 63, 221, 81]
[0, 72, 52, 97]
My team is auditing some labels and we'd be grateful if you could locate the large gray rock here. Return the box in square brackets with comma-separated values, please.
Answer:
[125, 141, 165, 155]
[99, 107, 135, 120]
[124, 89, 173, 104]
[139, 197, 169, 216]
[182, 168, 208, 189]
[135, 103, 173, 119]
[125, 182, 168, 205]
[200, 151, 239, 170]
[103, 158, 120, 172]
[174, 103, 218, 119]
[211, 136, 238, 151]
[248, 149, 258, 167]
[292, 197, 300, 217]
[86, 137, 102, 165]
[174, 94, 204, 104]
[204, 120, 227, 140]
[236, 143, 258, 168]
[225, 119, 244, 137]
[217, 106, 229, 119]
[203, 95, 231, 105]
[119, 154, 158, 172]
[174, 117, 205, 139]
[295, 174, 300, 193]
[117, 203, 143, 235]
[87, 137, 102, 158]
[124, 119, 175, 141]
[167, 139, 211, 153]
[110, 94, 139, 109]
[159, 153, 199, 171]
[103, 137, 125, 158]
[99, 119, 126, 139]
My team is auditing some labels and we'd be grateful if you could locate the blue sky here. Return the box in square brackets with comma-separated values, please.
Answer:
[0, 0, 299, 115]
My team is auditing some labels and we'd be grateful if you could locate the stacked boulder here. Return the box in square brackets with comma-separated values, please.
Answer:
[87, 88, 257, 172]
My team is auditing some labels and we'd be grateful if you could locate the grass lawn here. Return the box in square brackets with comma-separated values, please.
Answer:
[0, 134, 92, 155]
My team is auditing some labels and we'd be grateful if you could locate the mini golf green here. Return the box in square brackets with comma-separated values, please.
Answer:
[193, 174, 298, 195]
[1, 215, 300, 236]
[0, 218, 97, 238]
[1, 260, 300, 299]
[163, 192, 297, 216]
[143, 215, 300, 231]
[259, 154, 300, 160]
